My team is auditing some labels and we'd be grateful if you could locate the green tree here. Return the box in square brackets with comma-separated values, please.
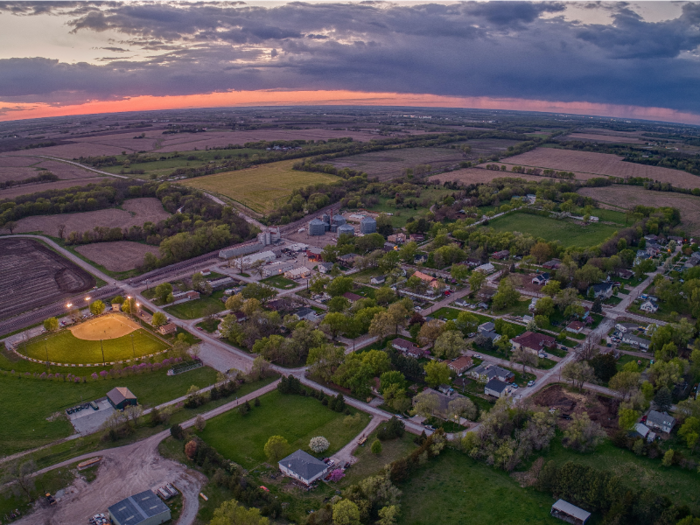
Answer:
[379, 371, 406, 393]
[424, 360, 451, 387]
[469, 271, 486, 293]
[492, 278, 520, 311]
[412, 390, 440, 417]
[332, 499, 361, 525]
[210, 499, 269, 525]
[322, 312, 348, 339]
[307, 344, 345, 382]
[679, 417, 700, 451]
[155, 282, 173, 303]
[562, 413, 606, 453]
[89, 299, 106, 315]
[371, 439, 383, 455]
[264, 435, 289, 463]
[43, 317, 59, 332]
[534, 296, 554, 317]
[450, 264, 470, 282]
[418, 319, 443, 347]
[309, 275, 330, 294]
[152, 311, 168, 328]
[609, 370, 642, 400]
[369, 311, 394, 339]
[327, 276, 354, 297]
[541, 280, 561, 297]
[455, 311, 479, 336]
[374, 286, 396, 306]
[618, 408, 640, 431]
[225, 293, 245, 312]
[433, 330, 467, 359]
[654, 386, 673, 412]
[328, 296, 350, 313]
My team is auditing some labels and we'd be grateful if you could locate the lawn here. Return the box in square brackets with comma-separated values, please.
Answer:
[343, 431, 417, 486]
[164, 291, 226, 320]
[362, 188, 453, 228]
[433, 307, 525, 336]
[485, 212, 619, 248]
[398, 449, 561, 525]
[197, 390, 370, 469]
[0, 365, 218, 456]
[260, 275, 298, 290]
[182, 159, 340, 213]
[20, 328, 169, 365]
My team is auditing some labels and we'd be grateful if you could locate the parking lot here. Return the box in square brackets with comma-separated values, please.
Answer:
[68, 398, 115, 435]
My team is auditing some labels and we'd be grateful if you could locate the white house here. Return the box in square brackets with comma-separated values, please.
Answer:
[278, 450, 328, 485]
[646, 411, 676, 434]
[474, 262, 496, 274]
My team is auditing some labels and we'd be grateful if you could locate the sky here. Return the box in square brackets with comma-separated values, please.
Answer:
[0, 1, 698, 124]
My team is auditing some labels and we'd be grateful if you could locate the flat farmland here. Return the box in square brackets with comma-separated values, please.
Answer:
[565, 133, 643, 143]
[0, 166, 39, 183]
[430, 167, 547, 185]
[0, 155, 39, 167]
[486, 211, 618, 247]
[14, 197, 170, 237]
[0, 238, 95, 320]
[181, 159, 339, 213]
[33, 159, 101, 179]
[327, 147, 466, 181]
[579, 185, 700, 234]
[490, 147, 700, 189]
[75, 241, 159, 272]
[0, 178, 106, 200]
[12, 142, 128, 158]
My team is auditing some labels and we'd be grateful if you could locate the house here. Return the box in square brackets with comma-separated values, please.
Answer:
[414, 253, 428, 264]
[640, 300, 658, 313]
[474, 262, 496, 274]
[464, 257, 481, 267]
[511, 331, 556, 355]
[409, 234, 425, 242]
[615, 322, 638, 333]
[262, 261, 296, 277]
[491, 249, 509, 260]
[383, 242, 397, 252]
[337, 253, 358, 266]
[413, 271, 440, 289]
[171, 289, 201, 305]
[208, 277, 234, 290]
[532, 272, 550, 285]
[448, 356, 474, 375]
[107, 387, 138, 410]
[566, 321, 585, 334]
[285, 266, 311, 279]
[684, 252, 700, 269]
[542, 259, 561, 270]
[109, 490, 171, 525]
[200, 269, 211, 277]
[644, 234, 659, 243]
[621, 333, 650, 350]
[318, 262, 334, 274]
[294, 307, 321, 323]
[477, 288, 497, 303]
[343, 292, 363, 303]
[306, 247, 324, 262]
[278, 450, 328, 486]
[469, 363, 514, 383]
[159, 322, 177, 336]
[525, 194, 536, 204]
[392, 338, 428, 358]
[412, 388, 468, 419]
[232, 311, 247, 323]
[618, 269, 634, 279]
[478, 321, 495, 334]
[528, 297, 538, 312]
[551, 499, 591, 525]
[631, 422, 656, 442]
[485, 378, 509, 398]
[455, 298, 469, 307]
[588, 282, 614, 300]
[387, 233, 406, 244]
[370, 275, 386, 285]
[646, 410, 676, 433]
[646, 242, 662, 256]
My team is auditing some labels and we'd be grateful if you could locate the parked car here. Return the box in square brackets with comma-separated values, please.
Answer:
[527, 380, 535, 387]
[511, 384, 519, 390]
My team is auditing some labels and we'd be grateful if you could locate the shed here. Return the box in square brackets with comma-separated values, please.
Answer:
[550, 499, 591, 525]
[107, 387, 138, 410]
[278, 449, 328, 485]
[108, 490, 171, 525]
[159, 322, 177, 336]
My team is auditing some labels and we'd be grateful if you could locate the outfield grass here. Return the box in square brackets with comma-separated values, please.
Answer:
[261, 275, 298, 290]
[0, 365, 218, 456]
[398, 449, 560, 525]
[20, 328, 169, 365]
[197, 390, 370, 469]
[181, 159, 340, 213]
[164, 291, 226, 320]
[486, 212, 619, 247]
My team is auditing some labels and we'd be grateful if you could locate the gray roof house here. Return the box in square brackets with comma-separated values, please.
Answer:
[551, 499, 591, 525]
[469, 363, 514, 383]
[589, 282, 614, 299]
[108, 490, 171, 525]
[631, 422, 656, 443]
[484, 378, 509, 398]
[647, 410, 676, 433]
[478, 321, 495, 333]
[294, 307, 321, 323]
[621, 333, 650, 350]
[279, 449, 328, 485]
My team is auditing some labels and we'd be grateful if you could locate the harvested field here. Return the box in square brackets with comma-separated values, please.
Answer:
[0, 166, 39, 183]
[13, 197, 170, 237]
[327, 147, 465, 181]
[181, 159, 339, 213]
[75, 241, 159, 272]
[33, 160, 100, 179]
[533, 384, 619, 435]
[0, 178, 106, 200]
[13, 142, 127, 159]
[491, 147, 700, 189]
[565, 133, 643, 143]
[0, 155, 39, 167]
[0, 238, 95, 320]
[430, 167, 548, 185]
[579, 184, 700, 234]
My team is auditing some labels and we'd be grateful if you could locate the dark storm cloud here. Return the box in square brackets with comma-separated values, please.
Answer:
[0, 1, 699, 113]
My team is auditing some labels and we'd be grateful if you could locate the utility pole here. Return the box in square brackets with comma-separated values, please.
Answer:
[131, 333, 135, 360]
[100, 339, 106, 365]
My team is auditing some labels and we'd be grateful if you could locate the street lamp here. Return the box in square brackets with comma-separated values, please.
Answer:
[66, 303, 72, 309]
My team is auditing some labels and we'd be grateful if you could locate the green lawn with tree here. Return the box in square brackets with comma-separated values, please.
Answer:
[197, 390, 370, 469]
[164, 291, 226, 320]
[20, 329, 169, 365]
[260, 275, 298, 290]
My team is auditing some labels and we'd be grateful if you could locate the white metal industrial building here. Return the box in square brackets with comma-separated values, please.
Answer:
[108, 490, 171, 525]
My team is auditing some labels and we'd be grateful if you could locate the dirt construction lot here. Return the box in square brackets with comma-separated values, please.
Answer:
[533, 384, 619, 435]
[13, 197, 170, 237]
[69, 314, 140, 341]
[490, 147, 700, 189]
[579, 185, 700, 234]
[75, 241, 160, 272]
[11, 433, 206, 525]
[0, 238, 95, 320]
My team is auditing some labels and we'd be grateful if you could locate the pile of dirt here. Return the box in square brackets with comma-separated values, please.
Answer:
[533, 384, 620, 435]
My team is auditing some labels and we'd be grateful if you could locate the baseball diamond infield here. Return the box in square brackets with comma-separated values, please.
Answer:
[69, 314, 140, 341]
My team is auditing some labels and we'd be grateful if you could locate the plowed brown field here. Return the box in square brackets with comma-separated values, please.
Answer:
[0, 178, 106, 200]
[430, 168, 546, 185]
[565, 133, 643, 143]
[75, 241, 159, 272]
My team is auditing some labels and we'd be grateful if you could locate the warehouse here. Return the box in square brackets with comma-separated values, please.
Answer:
[108, 490, 171, 525]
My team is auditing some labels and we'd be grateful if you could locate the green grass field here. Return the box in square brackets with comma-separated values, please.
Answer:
[197, 390, 370, 469]
[486, 212, 619, 247]
[0, 365, 218, 456]
[20, 328, 169, 365]
[261, 275, 298, 290]
[164, 291, 226, 320]
[398, 450, 560, 525]
[181, 159, 340, 213]
[363, 188, 454, 228]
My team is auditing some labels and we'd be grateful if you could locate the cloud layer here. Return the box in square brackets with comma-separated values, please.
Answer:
[0, 1, 698, 120]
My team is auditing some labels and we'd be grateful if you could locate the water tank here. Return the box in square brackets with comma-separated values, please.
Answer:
[308, 219, 326, 236]
[332, 215, 346, 226]
[337, 224, 355, 237]
[360, 217, 377, 234]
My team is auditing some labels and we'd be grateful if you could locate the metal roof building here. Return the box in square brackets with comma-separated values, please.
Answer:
[337, 224, 355, 237]
[308, 219, 326, 236]
[360, 217, 377, 234]
[278, 449, 328, 485]
[109, 490, 171, 525]
[551, 499, 591, 525]
[106, 387, 137, 410]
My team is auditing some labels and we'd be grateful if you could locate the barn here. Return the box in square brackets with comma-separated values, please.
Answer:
[107, 387, 138, 410]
